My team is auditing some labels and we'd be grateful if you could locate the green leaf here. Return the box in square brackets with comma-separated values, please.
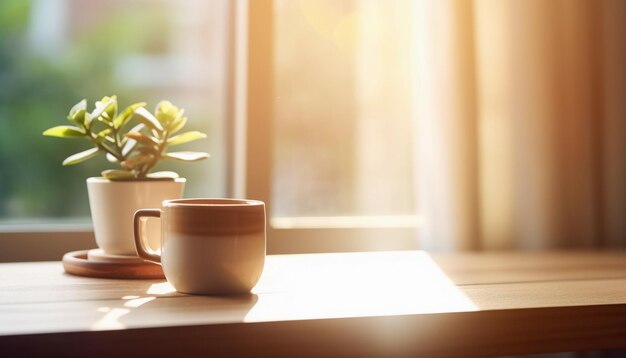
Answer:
[122, 139, 138, 157]
[167, 131, 207, 146]
[69, 99, 87, 117]
[146, 171, 179, 179]
[101, 169, 136, 180]
[106, 153, 118, 162]
[134, 107, 164, 131]
[105, 99, 117, 119]
[166, 108, 185, 131]
[123, 123, 145, 142]
[68, 99, 87, 125]
[84, 112, 94, 129]
[127, 122, 145, 133]
[91, 96, 116, 122]
[67, 109, 86, 126]
[93, 134, 115, 144]
[164, 151, 210, 162]
[97, 114, 114, 126]
[97, 141, 118, 156]
[169, 116, 187, 134]
[113, 102, 146, 129]
[62, 147, 99, 166]
[173, 108, 185, 121]
[121, 123, 145, 156]
[155, 100, 180, 125]
[43, 125, 85, 138]
[96, 128, 112, 139]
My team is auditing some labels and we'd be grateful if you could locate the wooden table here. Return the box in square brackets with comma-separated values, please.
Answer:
[1, 250, 626, 357]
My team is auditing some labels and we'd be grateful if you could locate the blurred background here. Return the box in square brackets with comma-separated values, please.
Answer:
[0, 0, 625, 252]
[0, 0, 228, 222]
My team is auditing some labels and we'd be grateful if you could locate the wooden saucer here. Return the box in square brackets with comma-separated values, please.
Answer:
[63, 250, 165, 279]
[87, 249, 146, 264]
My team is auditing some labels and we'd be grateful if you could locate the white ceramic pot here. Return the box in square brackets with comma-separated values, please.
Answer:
[87, 177, 186, 255]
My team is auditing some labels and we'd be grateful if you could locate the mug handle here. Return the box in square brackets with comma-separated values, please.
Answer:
[133, 209, 162, 264]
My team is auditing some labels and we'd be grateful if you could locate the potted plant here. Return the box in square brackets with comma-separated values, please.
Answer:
[44, 95, 209, 256]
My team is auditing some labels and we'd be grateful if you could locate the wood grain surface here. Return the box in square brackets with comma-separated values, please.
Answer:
[1, 250, 626, 357]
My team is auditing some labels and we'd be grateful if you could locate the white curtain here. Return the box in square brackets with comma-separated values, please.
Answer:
[413, 0, 626, 251]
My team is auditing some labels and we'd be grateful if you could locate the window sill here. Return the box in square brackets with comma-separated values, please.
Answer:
[0, 228, 95, 263]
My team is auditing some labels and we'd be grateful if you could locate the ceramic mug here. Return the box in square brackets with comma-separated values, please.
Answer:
[134, 198, 266, 295]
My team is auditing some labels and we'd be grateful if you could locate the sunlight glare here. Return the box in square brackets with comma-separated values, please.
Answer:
[124, 296, 156, 308]
[245, 251, 477, 322]
[147, 282, 176, 295]
[91, 308, 130, 330]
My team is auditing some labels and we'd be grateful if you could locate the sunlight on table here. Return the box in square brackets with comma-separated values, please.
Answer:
[147, 281, 177, 295]
[92, 308, 130, 330]
[245, 251, 477, 322]
[91, 296, 158, 330]
[87, 251, 478, 329]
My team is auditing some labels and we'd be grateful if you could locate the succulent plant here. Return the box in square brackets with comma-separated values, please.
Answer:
[43, 95, 209, 180]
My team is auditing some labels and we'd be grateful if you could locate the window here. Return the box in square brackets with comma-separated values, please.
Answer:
[1, 0, 420, 259]
[238, 0, 419, 253]
[0, 0, 230, 260]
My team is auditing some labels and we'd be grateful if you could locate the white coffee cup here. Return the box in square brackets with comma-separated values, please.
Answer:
[134, 198, 266, 295]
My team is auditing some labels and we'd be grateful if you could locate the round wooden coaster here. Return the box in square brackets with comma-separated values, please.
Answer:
[63, 250, 165, 279]
[87, 249, 146, 264]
